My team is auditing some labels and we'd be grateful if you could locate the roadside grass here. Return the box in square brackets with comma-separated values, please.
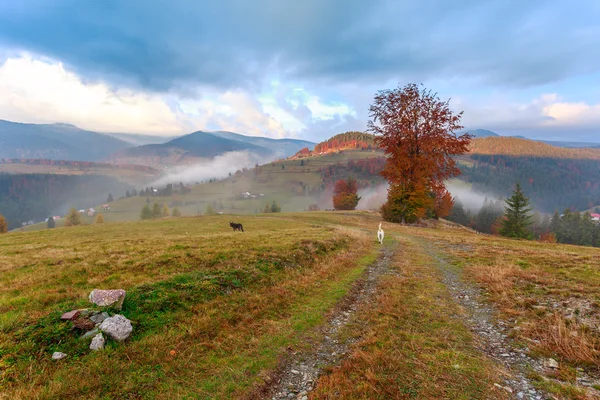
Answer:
[310, 235, 504, 400]
[0, 213, 375, 398]
[404, 224, 600, 397]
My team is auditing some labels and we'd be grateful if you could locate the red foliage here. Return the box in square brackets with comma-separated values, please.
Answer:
[368, 83, 471, 221]
[332, 177, 360, 210]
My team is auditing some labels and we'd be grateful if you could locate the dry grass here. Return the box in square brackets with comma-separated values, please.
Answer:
[0, 213, 376, 399]
[310, 236, 504, 400]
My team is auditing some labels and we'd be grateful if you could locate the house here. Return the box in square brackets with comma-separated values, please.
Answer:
[79, 209, 86, 213]
[101, 204, 111, 210]
[87, 208, 96, 216]
[591, 213, 600, 222]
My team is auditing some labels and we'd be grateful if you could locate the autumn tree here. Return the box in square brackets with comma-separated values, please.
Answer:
[0, 213, 7, 233]
[332, 177, 361, 210]
[162, 204, 170, 217]
[65, 208, 82, 226]
[368, 83, 471, 223]
[152, 203, 161, 219]
[95, 213, 104, 224]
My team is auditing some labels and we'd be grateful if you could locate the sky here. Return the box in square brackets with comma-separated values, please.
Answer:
[0, 0, 599, 142]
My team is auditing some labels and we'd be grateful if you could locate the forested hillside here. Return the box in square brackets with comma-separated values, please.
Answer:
[0, 174, 133, 229]
[470, 137, 600, 160]
[295, 132, 377, 157]
[460, 155, 600, 212]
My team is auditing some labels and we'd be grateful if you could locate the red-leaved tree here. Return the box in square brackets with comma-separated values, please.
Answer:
[332, 177, 361, 210]
[368, 83, 472, 222]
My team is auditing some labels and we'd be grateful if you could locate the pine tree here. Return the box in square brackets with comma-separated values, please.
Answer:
[140, 204, 153, 220]
[107, 193, 114, 202]
[47, 216, 56, 229]
[0, 213, 7, 233]
[500, 183, 533, 239]
[270, 200, 281, 213]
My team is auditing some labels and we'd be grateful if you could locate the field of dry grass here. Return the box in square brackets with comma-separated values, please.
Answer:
[3, 211, 600, 399]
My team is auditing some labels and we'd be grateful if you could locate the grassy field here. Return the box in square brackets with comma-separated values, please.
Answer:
[4, 210, 600, 399]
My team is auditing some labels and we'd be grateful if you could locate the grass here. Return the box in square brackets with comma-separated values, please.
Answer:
[0, 213, 376, 398]
[310, 234, 504, 400]
[402, 222, 600, 398]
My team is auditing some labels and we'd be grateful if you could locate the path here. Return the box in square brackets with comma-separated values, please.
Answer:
[264, 244, 395, 400]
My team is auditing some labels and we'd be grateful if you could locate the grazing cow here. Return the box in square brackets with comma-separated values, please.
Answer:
[230, 222, 244, 232]
[377, 222, 384, 244]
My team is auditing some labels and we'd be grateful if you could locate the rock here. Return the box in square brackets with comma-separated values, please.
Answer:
[60, 310, 80, 321]
[544, 358, 559, 369]
[99, 314, 132, 341]
[52, 351, 67, 360]
[72, 317, 96, 331]
[89, 289, 126, 309]
[78, 309, 94, 317]
[291, 369, 300, 375]
[90, 333, 105, 351]
[517, 392, 524, 399]
[81, 327, 100, 339]
[90, 312, 110, 324]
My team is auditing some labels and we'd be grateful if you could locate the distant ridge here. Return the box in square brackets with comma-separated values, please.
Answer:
[469, 136, 600, 160]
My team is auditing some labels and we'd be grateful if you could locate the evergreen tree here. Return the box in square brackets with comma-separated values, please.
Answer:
[263, 203, 271, 213]
[107, 193, 114, 202]
[65, 208, 82, 226]
[140, 204, 152, 220]
[500, 183, 533, 239]
[0, 213, 7, 233]
[152, 203, 161, 219]
[447, 199, 470, 226]
[47, 216, 55, 229]
[270, 200, 281, 213]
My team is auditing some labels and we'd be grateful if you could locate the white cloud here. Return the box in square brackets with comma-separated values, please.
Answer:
[0, 54, 183, 135]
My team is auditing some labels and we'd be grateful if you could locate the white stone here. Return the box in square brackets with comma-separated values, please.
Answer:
[90, 333, 105, 350]
[99, 314, 133, 341]
[544, 358, 559, 369]
[52, 351, 67, 360]
[89, 289, 126, 309]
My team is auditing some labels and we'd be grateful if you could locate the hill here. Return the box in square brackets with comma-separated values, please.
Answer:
[2, 213, 599, 398]
[462, 128, 500, 138]
[0, 120, 131, 161]
[110, 131, 312, 168]
[469, 136, 600, 159]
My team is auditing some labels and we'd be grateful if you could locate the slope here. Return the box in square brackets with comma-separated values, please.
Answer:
[0, 120, 131, 161]
[209, 131, 315, 157]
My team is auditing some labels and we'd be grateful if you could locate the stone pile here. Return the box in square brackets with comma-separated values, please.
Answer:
[52, 289, 132, 360]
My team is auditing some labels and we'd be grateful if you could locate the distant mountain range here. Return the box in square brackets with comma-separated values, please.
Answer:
[463, 128, 600, 148]
[0, 120, 131, 161]
[108, 130, 315, 167]
[0, 119, 314, 166]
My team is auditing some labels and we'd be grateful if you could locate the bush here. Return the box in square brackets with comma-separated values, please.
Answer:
[95, 214, 104, 224]
[0, 214, 7, 233]
[172, 207, 181, 217]
[65, 208, 82, 226]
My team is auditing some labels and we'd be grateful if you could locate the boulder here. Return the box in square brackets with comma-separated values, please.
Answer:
[90, 312, 110, 324]
[99, 314, 132, 342]
[90, 333, 105, 351]
[89, 289, 126, 309]
[544, 358, 559, 369]
[72, 317, 96, 332]
[52, 351, 67, 360]
[60, 310, 80, 321]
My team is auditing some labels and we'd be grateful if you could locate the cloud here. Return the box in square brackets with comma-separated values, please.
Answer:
[0, 55, 182, 134]
[1, 0, 598, 91]
[152, 150, 266, 186]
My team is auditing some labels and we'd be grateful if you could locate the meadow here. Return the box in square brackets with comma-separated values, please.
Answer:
[2, 211, 600, 399]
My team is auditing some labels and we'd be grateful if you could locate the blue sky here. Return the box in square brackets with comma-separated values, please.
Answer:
[0, 0, 598, 142]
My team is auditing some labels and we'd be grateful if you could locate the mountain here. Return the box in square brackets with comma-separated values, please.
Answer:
[209, 131, 314, 157]
[110, 130, 315, 167]
[469, 136, 600, 160]
[104, 132, 181, 146]
[0, 120, 131, 161]
[462, 129, 500, 138]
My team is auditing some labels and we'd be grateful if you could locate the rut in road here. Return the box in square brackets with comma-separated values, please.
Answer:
[262, 243, 395, 400]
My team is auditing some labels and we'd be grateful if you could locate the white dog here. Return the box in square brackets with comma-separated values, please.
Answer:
[377, 222, 384, 244]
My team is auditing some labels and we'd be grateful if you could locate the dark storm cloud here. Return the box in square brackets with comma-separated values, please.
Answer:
[0, 0, 598, 91]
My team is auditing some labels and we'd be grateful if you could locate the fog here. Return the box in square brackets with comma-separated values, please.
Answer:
[357, 184, 388, 210]
[152, 150, 270, 186]
[446, 181, 500, 213]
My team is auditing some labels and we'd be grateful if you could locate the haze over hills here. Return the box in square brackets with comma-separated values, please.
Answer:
[109, 130, 315, 168]
[464, 128, 600, 148]
[0, 120, 131, 161]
